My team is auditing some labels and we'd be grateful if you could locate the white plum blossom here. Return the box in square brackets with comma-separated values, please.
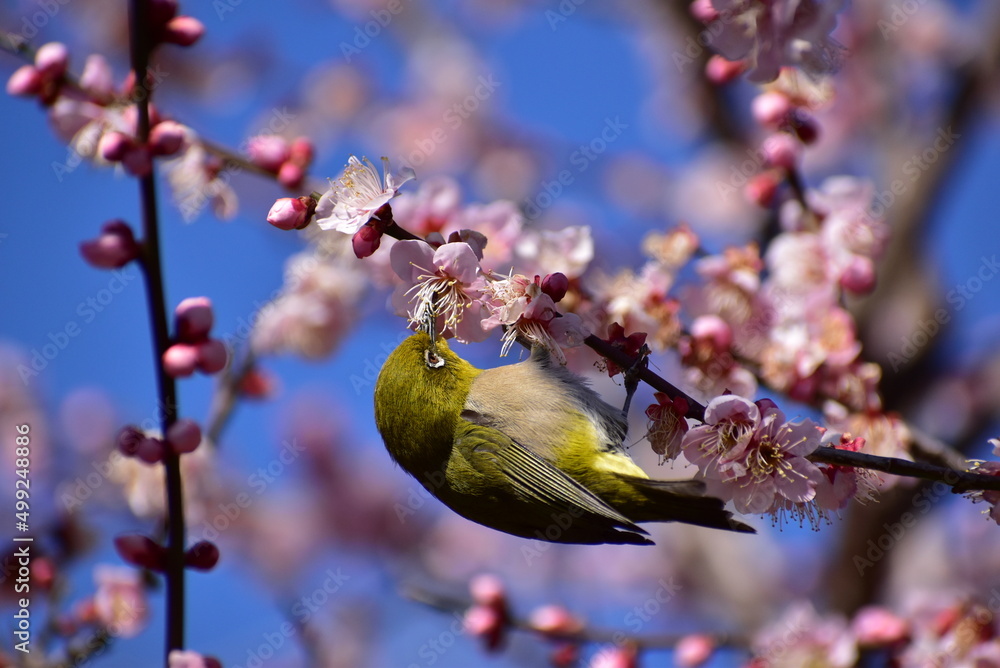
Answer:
[315, 155, 415, 234]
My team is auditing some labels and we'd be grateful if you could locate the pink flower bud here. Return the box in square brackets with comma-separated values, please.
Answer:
[277, 161, 305, 189]
[136, 437, 166, 464]
[464, 605, 506, 651]
[80, 220, 141, 269]
[691, 314, 732, 350]
[248, 136, 290, 172]
[6, 65, 42, 96]
[175, 297, 214, 342]
[163, 16, 205, 47]
[852, 606, 909, 646]
[150, 121, 186, 156]
[705, 55, 745, 85]
[185, 541, 220, 571]
[590, 645, 638, 668]
[114, 534, 167, 571]
[744, 170, 781, 208]
[122, 144, 153, 177]
[352, 223, 383, 259]
[751, 92, 792, 128]
[288, 137, 314, 166]
[839, 256, 876, 295]
[470, 574, 506, 607]
[267, 197, 312, 231]
[196, 340, 228, 374]
[540, 272, 569, 303]
[689, 0, 719, 22]
[238, 368, 276, 399]
[528, 605, 583, 635]
[80, 54, 115, 100]
[117, 425, 145, 457]
[762, 133, 799, 171]
[163, 343, 199, 377]
[787, 111, 820, 144]
[34, 42, 69, 79]
[32, 557, 56, 591]
[98, 132, 133, 162]
[166, 419, 202, 454]
[676, 634, 715, 667]
[550, 644, 578, 668]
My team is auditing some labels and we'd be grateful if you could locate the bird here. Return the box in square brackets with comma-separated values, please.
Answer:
[374, 330, 754, 545]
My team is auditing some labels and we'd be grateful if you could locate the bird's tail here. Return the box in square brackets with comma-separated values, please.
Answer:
[616, 475, 756, 533]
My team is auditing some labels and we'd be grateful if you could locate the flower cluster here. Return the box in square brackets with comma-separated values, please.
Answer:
[4, 22, 302, 222]
[303, 172, 595, 362]
[163, 297, 228, 378]
[750, 596, 1000, 668]
[644, 393, 874, 526]
[694, 0, 847, 83]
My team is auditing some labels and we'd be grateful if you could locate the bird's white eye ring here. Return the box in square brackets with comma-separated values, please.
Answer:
[425, 349, 445, 368]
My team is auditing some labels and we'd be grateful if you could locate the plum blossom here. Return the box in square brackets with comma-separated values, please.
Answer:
[514, 225, 594, 279]
[315, 155, 414, 234]
[645, 393, 689, 462]
[705, 0, 848, 83]
[751, 602, 857, 667]
[728, 400, 824, 514]
[252, 248, 368, 359]
[161, 127, 237, 222]
[682, 394, 762, 473]
[393, 177, 524, 270]
[813, 434, 877, 513]
[598, 262, 682, 351]
[481, 272, 588, 364]
[391, 240, 489, 343]
[778, 177, 889, 296]
[683, 396, 825, 514]
[691, 243, 763, 330]
[93, 566, 148, 637]
[964, 461, 1000, 525]
[168, 651, 214, 668]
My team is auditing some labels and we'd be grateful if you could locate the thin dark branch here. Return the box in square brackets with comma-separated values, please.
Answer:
[584, 334, 706, 422]
[128, 0, 185, 659]
[808, 447, 999, 492]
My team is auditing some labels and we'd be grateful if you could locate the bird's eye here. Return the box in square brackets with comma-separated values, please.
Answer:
[424, 349, 445, 369]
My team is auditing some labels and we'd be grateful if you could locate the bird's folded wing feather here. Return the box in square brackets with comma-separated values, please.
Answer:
[454, 420, 647, 535]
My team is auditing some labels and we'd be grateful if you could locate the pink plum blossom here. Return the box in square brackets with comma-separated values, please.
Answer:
[750, 602, 857, 667]
[706, 0, 847, 83]
[528, 605, 584, 636]
[598, 263, 681, 351]
[682, 394, 762, 473]
[683, 396, 825, 514]
[480, 272, 589, 364]
[964, 461, 1000, 525]
[514, 225, 594, 279]
[390, 240, 489, 343]
[252, 249, 367, 359]
[162, 131, 238, 222]
[315, 155, 414, 234]
[645, 393, 689, 462]
[93, 566, 148, 637]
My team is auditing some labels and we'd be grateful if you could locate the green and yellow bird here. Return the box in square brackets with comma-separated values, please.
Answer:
[374, 331, 754, 545]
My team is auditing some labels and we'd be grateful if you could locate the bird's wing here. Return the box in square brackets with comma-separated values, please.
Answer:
[454, 420, 647, 535]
